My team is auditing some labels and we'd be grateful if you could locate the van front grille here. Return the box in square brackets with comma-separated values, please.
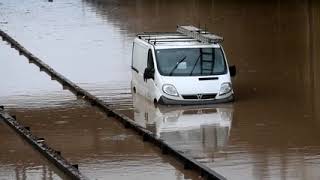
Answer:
[202, 94, 217, 99]
[182, 93, 217, 100]
[182, 95, 198, 99]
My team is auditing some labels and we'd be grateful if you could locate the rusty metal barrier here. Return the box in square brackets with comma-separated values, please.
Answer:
[0, 106, 88, 180]
[0, 29, 226, 180]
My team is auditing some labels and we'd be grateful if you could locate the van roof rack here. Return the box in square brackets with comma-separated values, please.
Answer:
[137, 25, 223, 45]
[176, 25, 223, 44]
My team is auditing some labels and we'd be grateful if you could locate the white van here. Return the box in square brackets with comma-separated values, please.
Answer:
[131, 25, 236, 105]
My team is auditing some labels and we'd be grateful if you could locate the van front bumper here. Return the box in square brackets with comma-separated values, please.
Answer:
[158, 94, 234, 105]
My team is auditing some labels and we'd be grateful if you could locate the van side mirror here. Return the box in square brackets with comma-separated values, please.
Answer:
[229, 65, 236, 77]
[144, 67, 154, 81]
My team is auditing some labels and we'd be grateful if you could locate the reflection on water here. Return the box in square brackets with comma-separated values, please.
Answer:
[133, 93, 233, 154]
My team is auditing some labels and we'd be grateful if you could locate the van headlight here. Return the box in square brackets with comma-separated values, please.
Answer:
[219, 82, 232, 95]
[162, 84, 179, 97]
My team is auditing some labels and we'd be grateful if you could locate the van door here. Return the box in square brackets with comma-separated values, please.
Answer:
[145, 49, 157, 101]
[132, 42, 148, 96]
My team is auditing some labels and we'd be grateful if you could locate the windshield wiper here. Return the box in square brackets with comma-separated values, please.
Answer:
[189, 54, 201, 75]
[169, 56, 187, 76]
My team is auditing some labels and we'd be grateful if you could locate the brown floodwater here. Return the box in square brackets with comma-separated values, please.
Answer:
[1, 0, 320, 179]
[8, 103, 200, 180]
[0, 119, 69, 180]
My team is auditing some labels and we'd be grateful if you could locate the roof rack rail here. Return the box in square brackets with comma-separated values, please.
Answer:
[177, 25, 223, 43]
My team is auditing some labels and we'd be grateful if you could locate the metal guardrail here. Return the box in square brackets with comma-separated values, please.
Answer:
[0, 106, 88, 180]
[0, 29, 227, 180]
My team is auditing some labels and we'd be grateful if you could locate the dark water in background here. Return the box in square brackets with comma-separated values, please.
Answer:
[1, 0, 320, 179]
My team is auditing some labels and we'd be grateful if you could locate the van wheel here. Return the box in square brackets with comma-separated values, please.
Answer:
[132, 87, 136, 93]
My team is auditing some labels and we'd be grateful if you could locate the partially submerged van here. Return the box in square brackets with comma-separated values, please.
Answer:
[131, 25, 236, 105]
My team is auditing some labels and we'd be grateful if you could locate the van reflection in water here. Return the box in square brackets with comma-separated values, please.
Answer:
[132, 93, 233, 153]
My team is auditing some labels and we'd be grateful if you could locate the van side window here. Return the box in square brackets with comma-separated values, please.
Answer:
[132, 43, 148, 73]
[147, 49, 154, 70]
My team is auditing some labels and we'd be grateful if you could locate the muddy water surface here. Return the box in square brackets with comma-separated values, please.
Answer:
[9, 104, 199, 180]
[1, 0, 320, 179]
[0, 119, 68, 180]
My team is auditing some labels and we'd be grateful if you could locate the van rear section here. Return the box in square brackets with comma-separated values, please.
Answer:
[131, 25, 236, 105]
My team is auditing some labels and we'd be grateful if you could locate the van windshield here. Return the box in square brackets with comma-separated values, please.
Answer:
[155, 48, 227, 76]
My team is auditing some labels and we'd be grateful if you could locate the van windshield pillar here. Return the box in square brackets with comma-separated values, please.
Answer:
[147, 49, 154, 69]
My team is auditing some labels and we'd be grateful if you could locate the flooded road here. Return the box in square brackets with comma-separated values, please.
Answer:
[1, 0, 320, 179]
[0, 120, 68, 180]
[9, 103, 199, 180]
